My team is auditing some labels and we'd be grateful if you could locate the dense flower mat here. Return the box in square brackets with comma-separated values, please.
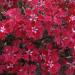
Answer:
[0, 0, 75, 75]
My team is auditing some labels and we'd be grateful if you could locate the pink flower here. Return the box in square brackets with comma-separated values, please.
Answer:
[5, 8, 23, 21]
[48, 62, 60, 74]
[25, 21, 44, 40]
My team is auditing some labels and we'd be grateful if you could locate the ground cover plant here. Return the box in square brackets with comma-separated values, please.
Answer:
[0, 0, 75, 75]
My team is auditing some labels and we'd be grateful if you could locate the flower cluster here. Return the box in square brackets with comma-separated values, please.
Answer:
[0, 0, 75, 75]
